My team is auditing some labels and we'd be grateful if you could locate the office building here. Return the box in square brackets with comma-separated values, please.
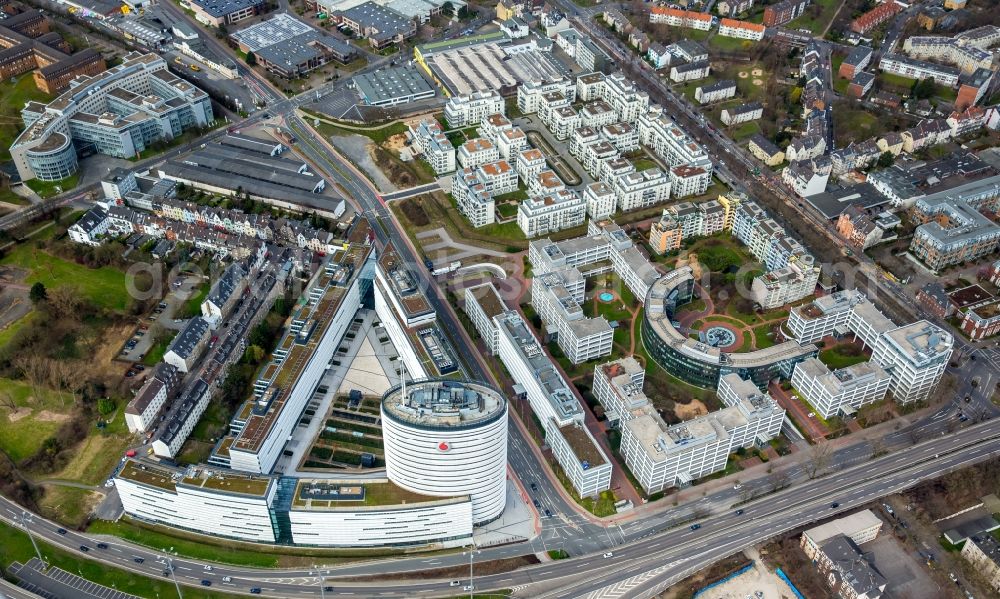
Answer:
[870, 321, 952, 404]
[791, 358, 890, 419]
[187, 0, 266, 26]
[381, 379, 507, 525]
[353, 65, 436, 106]
[331, 1, 416, 49]
[227, 242, 375, 474]
[0, 10, 106, 95]
[444, 90, 504, 129]
[11, 52, 213, 182]
[494, 312, 612, 497]
[531, 268, 613, 364]
[463, 282, 508, 354]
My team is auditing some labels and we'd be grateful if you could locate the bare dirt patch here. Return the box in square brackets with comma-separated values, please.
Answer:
[753, 78, 764, 86]
[35, 410, 70, 423]
[675, 399, 708, 420]
[5, 407, 31, 422]
[752, 68, 763, 76]
[738, 71, 749, 78]
[383, 133, 407, 153]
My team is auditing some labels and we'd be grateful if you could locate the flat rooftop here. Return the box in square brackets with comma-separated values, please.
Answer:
[381, 379, 506, 430]
[290, 479, 458, 509]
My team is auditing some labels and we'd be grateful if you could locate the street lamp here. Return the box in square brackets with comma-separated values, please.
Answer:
[164, 555, 183, 599]
[312, 565, 329, 599]
[19, 511, 44, 565]
[465, 545, 480, 598]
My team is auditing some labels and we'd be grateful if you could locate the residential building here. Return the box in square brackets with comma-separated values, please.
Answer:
[601, 122, 639, 153]
[960, 301, 1000, 340]
[903, 36, 992, 74]
[848, 71, 876, 98]
[124, 364, 181, 433]
[721, 102, 763, 126]
[879, 53, 960, 87]
[670, 60, 711, 82]
[717, 0, 754, 17]
[201, 263, 247, 329]
[408, 119, 456, 174]
[669, 165, 711, 198]
[836, 205, 883, 250]
[649, 6, 713, 30]
[801, 511, 887, 599]
[476, 160, 518, 196]
[956, 68, 994, 112]
[580, 101, 617, 129]
[908, 179, 1000, 270]
[601, 73, 651, 124]
[164, 316, 211, 373]
[748, 134, 785, 166]
[452, 169, 495, 228]
[529, 169, 566, 198]
[763, 0, 809, 27]
[444, 90, 504, 129]
[839, 46, 873, 80]
[695, 80, 737, 105]
[647, 43, 672, 69]
[494, 312, 612, 497]
[532, 268, 613, 363]
[516, 148, 546, 184]
[457, 138, 499, 170]
[518, 190, 586, 237]
[614, 168, 671, 212]
[916, 282, 954, 319]
[517, 78, 576, 114]
[576, 36, 611, 73]
[791, 358, 890, 419]
[68, 207, 111, 246]
[960, 534, 1000, 593]
[583, 181, 617, 220]
[11, 53, 213, 182]
[496, 127, 528, 160]
[717, 18, 765, 41]
[751, 263, 820, 309]
[850, 1, 901, 34]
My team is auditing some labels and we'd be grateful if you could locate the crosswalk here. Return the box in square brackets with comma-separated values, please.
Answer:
[579, 559, 690, 599]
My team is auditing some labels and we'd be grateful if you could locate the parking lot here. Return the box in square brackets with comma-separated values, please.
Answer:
[864, 534, 943, 599]
[116, 275, 201, 367]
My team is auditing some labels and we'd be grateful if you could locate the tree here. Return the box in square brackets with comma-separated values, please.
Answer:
[97, 398, 116, 415]
[245, 51, 257, 66]
[46, 285, 83, 319]
[877, 151, 895, 168]
[912, 78, 936, 100]
[244, 344, 265, 364]
[29, 282, 47, 304]
[804, 441, 832, 479]
[768, 470, 790, 492]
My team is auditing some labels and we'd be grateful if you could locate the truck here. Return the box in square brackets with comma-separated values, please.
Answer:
[431, 261, 461, 276]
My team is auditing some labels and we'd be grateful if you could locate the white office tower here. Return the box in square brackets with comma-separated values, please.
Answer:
[871, 321, 952, 404]
[381, 379, 508, 525]
[791, 358, 890, 419]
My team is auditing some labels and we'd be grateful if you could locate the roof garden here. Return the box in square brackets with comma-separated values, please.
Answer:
[290, 479, 453, 509]
[118, 460, 177, 492]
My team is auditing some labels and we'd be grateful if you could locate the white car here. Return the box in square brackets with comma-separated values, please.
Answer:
[204, 565, 213, 571]
[449, 581, 460, 587]
[603, 552, 614, 559]
[222, 576, 232, 583]
[463, 585, 475, 591]
[733, 483, 742, 490]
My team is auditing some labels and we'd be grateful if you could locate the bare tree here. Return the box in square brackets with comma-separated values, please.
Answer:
[46, 285, 83, 319]
[13, 355, 49, 403]
[869, 438, 887, 460]
[0, 391, 15, 412]
[768, 470, 790, 492]
[804, 441, 833, 479]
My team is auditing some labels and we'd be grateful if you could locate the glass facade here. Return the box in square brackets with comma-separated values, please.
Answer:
[26, 138, 78, 182]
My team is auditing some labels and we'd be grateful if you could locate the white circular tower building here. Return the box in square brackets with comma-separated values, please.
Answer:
[381, 379, 508, 525]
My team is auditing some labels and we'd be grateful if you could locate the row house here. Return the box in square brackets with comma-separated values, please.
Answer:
[649, 6, 712, 30]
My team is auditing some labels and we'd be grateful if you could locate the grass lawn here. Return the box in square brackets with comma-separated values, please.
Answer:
[0, 311, 37, 350]
[0, 187, 29, 205]
[0, 378, 74, 462]
[880, 72, 917, 90]
[1, 245, 128, 311]
[474, 219, 526, 242]
[819, 345, 869, 369]
[632, 157, 659, 171]
[180, 279, 210, 318]
[729, 120, 761, 141]
[836, 108, 884, 145]
[496, 203, 519, 219]
[25, 174, 80, 199]
[787, 0, 840, 34]
[709, 35, 755, 52]
[752, 323, 777, 349]
[37, 486, 102, 529]
[0, 74, 52, 161]
[0, 520, 239, 599]
[309, 116, 408, 144]
[142, 331, 176, 366]
[580, 490, 617, 518]
[493, 189, 528, 203]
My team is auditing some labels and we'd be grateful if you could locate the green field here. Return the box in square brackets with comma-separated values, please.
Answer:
[142, 331, 176, 366]
[0, 74, 52, 162]
[819, 345, 870, 369]
[880, 72, 917, 90]
[709, 34, 755, 52]
[181, 280, 210, 318]
[0, 378, 74, 462]
[308, 115, 408, 144]
[0, 521, 237, 599]
[24, 174, 80, 199]
[787, 0, 841, 35]
[729, 120, 761, 141]
[1, 245, 129, 311]
[0, 311, 37, 351]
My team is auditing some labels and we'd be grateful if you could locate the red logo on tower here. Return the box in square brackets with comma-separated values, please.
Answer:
[438, 441, 450, 452]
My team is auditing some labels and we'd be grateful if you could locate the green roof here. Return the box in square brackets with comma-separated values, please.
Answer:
[416, 31, 506, 55]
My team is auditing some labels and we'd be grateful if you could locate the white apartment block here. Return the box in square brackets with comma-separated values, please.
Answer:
[602, 72, 651, 124]
[124, 364, 180, 433]
[581, 101, 618, 129]
[718, 18, 766, 41]
[457, 138, 500, 170]
[529, 169, 566, 198]
[462, 282, 508, 354]
[576, 71, 607, 102]
[638, 109, 713, 174]
[518, 78, 576, 114]
[669, 165, 711, 197]
[479, 113, 513, 144]
[571, 126, 602, 160]
[550, 106, 582, 141]
[787, 289, 895, 349]
[601, 122, 640, 153]
[476, 160, 518, 196]
[581, 140, 620, 179]
[695, 80, 737, 105]
[409, 119, 456, 175]
[494, 312, 612, 497]
[721, 102, 764, 127]
[601, 359, 783, 493]
[517, 148, 547, 184]
[801, 510, 884, 561]
[600, 156, 635, 184]
[496, 127, 528, 160]
[532, 268, 613, 364]
[518, 190, 586, 237]
[614, 168, 671, 212]
[871, 321, 953, 404]
[751, 263, 820, 310]
[584, 181, 617, 220]
[879, 53, 960, 87]
[903, 36, 993, 74]
[791, 358, 890, 419]
[670, 60, 711, 82]
[444, 90, 505, 128]
[453, 170, 496, 228]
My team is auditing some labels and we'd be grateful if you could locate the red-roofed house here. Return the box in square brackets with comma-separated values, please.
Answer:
[649, 6, 712, 30]
[718, 18, 765, 41]
[850, 2, 901, 34]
